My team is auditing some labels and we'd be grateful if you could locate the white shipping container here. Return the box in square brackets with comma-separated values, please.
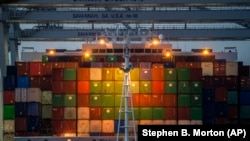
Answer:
[90, 68, 102, 80]
[64, 107, 76, 119]
[27, 88, 41, 102]
[201, 62, 213, 76]
[4, 120, 15, 133]
[102, 120, 114, 133]
[3, 133, 14, 141]
[165, 120, 177, 125]
[41, 91, 52, 104]
[77, 120, 90, 133]
[90, 120, 102, 132]
[77, 107, 89, 119]
[15, 88, 27, 102]
[226, 62, 238, 76]
[139, 120, 153, 125]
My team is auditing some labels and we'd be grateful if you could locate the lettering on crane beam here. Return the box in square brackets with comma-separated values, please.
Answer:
[73, 13, 138, 19]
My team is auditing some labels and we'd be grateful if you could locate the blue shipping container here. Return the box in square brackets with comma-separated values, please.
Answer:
[3, 76, 16, 90]
[17, 76, 30, 88]
[27, 102, 41, 116]
[215, 102, 228, 117]
[115, 120, 125, 133]
[15, 102, 27, 117]
[27, 116, 41, 132]
[240, 91, 250, 105]
[203, 102, 215, 117]
[203, 88, 215, 103]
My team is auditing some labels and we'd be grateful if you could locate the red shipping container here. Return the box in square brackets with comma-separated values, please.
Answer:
[52, 62, 65, 68]
[131, 94, 140, 107]
[15, 131, 27, 136]
[52, 81, 64, 94]
[29, 62, 42, 76]
[89, 107, 102, 120]
[152, 81, 164, 94]
[228, 105, 238, 119]
[63, 81, 76, 93]
[52, 120, 63, 134]
[202, 76, 213, 88]
[3, 91, 15, 104]
[177, 107, 190, 120]
[139, 94, 151, 106]
[41, 62, 53, 76]
[77, 81, 90, 94]
[52, 107, 64, 120]
[62, 120, 77, 133]
[164, 94, 177, 107]
[151, 94, 165, 106]
[175, 62, 187, 68]
[15, 117, 27, 131]
[190, 68, 202, 81]
[77, 68, 90, 80]
[64, 62, 79, 69]
[152, 63, 164, 80]
[224, 76, 238, 90]
[213, 76, 225, 87]
[41, 119, 52, 129]
[77, 94, 90, 107]
[29, 76, 41, 88]
[165, 107, 177, 120]
[52, 68, 64, 81]
[187, 62, 201, 68]
[215, 117, 227, 125]
[16, 62, 30, 76]
[40, 76, 52, 90]
[215, 87, 227, 102]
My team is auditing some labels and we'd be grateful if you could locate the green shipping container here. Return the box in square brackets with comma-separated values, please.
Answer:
[152, 107, 165, 120]
[102, 81, 115, 94]
[190, 95, 202, 107]
[107, 55, 117, 62]
[90, 94, 102, 106]
[164, 81, 177, 94]
[178, 81, 190, 94]
[101, 94, 115, 107]
[177, 68, 190, 80]
[139, 81, 152, 94]
[227, 91, 238, 104]
[64, 68, 77, 80]
[190, 81, 203, 94]
[139, 107, 152, 120]
[115, 107, 124, 120]
[115, 95, 124, 107]
[190, 107, 203, 120]
[3, 105, 14, 119]
[102, 107, 115, 119]
[178, 94, 190, 106]
[240, 105, 250, 119]
[114, 81, 123, 94]
[42, 105, 52, 119]
[52, 94, 64, 106]
[42, 55, 48, 62]
[130, 107, 140, 120]
[130, 68, 140, 81]
[90, 81, 102, 93]
[164, 68, 177, 80]
[64, 94, 76, 106]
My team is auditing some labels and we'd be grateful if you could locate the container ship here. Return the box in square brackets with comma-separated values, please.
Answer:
[2, 41, 250, 141]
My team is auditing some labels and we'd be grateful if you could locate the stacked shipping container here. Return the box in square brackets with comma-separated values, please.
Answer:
[2, 54, 249, 139]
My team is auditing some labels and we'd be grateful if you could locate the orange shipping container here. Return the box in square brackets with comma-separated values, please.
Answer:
[152, 81, 164, 94]
[29, 62, 42, 76]
[90, 107, 102, 120]
[139, 94, 151, 106]
[151, 95, 165, 106]
[152, 63, 164, 80]
[77, 81, 90, 94]
[77, 94, 89, 107]
[41, 62, 53, 76]
[77, 68, 90, 80]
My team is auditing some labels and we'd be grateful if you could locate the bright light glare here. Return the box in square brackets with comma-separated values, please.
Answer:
[49, 50, 55, 55]
[85, 52, 90, 57]
[203, 49, 209, 55]
[165, 51, 171, 57]
[99, 38, 105, 44]
[152, 39, 159, 45]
